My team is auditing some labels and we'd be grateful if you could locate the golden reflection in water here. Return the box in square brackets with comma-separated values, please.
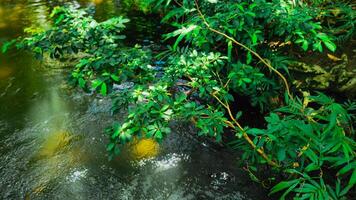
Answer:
[0, 5, 24, 29]
[0, 66, 12, 79]
[31, 129, 86, 196]
[0, 6, 5, 28]
[36, 130, 73, 159]
[0, 3, 50, 31]
[93, 0, 104, 4]
[130, 138, 159, 160]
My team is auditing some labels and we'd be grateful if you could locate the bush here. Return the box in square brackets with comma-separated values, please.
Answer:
[3, 1, 355, 199]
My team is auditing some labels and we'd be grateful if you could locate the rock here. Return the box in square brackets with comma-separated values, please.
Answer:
[289, 54, 355, 97]
[112, 82, 134, 91]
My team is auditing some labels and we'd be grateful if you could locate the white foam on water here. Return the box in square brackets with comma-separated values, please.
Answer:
[211, 171, 230, 189]
[153, 153, 190, 173]
[133, 153, 190, 173]
[66, 168, 88, 183]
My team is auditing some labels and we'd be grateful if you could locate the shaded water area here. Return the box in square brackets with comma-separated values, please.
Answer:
[0, 1, 268, 199]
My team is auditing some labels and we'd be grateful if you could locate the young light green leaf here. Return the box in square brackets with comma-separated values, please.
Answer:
[323, 41, 336, 52]
[301, 40, 309, 51]
[227, 40, 233, 62]
[78, 78, 86, 88]
[101, 82, 107, 96]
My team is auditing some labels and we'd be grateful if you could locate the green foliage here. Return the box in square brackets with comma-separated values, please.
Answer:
[154, 0, 338, 54]
[19, 6, 128, 58]
[12, 6, 154, 95]
[5, 2, 355, 199]
[1, 39, 16, 53]
[148, 0, 343, 112]
[233, 92, 355, 199]
[321, 2, 356, 43]
[106, 50, 231, 152]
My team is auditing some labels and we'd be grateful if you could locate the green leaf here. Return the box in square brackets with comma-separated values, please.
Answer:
[316, 33, 329, 41]
[338, 161, 356, 175]
[168, 25, 197, 50]
[301, 40, 309, 51]
[1, 40, 16, 53]
[119, 130, 132, 143]
[111, 75, 119, 81]
[247, 128, 265, 135]
[251, 33, 257, 45]
[101, 82, 107, 96]
[313, 42, 323, 52]
[155, 130, 163, 140]
[305, 163, 320, 172]
[323, 41, 336, 52]
[348, 169, 356, 187]
[175, 92, 187, 103]
[55, 14, 65, 25]
[246, 52, 252, 64]
[173, 34, 186, 51]
[92, 79, 103, 89]
[280, 181, 300, 200]
[78, 78, 86, 88]
[227, 41, 233, 62]
[161, 7, 184, 22]
[277, 148, 286, 162]
[340, 185, 354, 196]
[242, 78, 252, 83]
[295, 39, 304, 44]
[304, 149, 318, 163]
[235, 111, 242, 119]
[270, 179, 300, 195]
[107, 143, 115, 151]
[296, 183, 318, 193]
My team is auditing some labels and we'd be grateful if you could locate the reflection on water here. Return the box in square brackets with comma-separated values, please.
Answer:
[0, 0, 268, 199]
[129, 138, 160, 160]
[34, 130, 75, 160]
[93, 0, 104, 5]
[0, 66, 12, 79]
[0, 4, 23, 29]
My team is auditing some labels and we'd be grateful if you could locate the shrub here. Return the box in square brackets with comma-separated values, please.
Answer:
[3, 1, 355, 199]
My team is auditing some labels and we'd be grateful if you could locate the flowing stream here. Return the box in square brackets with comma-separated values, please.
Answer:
[0, 1, 268, 199]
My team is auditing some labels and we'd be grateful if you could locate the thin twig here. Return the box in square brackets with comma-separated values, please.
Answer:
[211, 93, 280, 167]
[194, 0, 292, 99]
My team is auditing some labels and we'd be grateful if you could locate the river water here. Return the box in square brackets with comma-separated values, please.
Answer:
[0, 1, 268, 199]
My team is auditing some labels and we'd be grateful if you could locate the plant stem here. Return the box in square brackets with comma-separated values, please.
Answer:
[211, 92, 280, 167]
[194, 0, 292, 99]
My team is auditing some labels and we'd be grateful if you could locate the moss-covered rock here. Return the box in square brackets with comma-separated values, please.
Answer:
[289, 54, 355, 97]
